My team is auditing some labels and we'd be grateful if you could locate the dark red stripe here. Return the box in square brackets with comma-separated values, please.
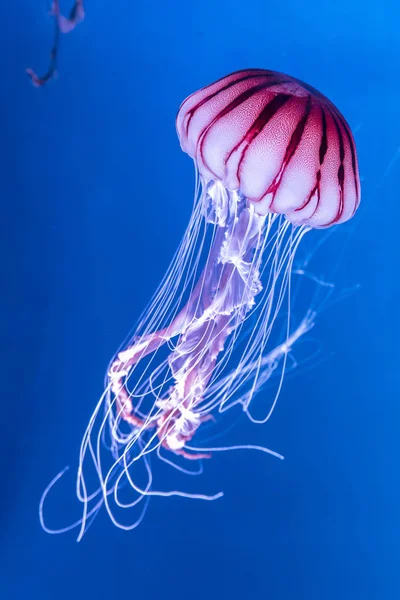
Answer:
[198, 80, 292, 173]
[335, 111, 360, 204]
[267, 96, 312, 204]
[295, 102, 326, 214]
[319, 108, 328, 166]
[282, 94, 312, 169]
[231, 93, 292, 182]
[330, 110, 345, 222]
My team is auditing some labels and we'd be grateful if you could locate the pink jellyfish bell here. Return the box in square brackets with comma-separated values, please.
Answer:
[41, 69, 360, 538]
[176, 69, 360, 227]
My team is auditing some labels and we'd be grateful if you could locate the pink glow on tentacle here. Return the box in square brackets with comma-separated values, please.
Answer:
[50, 0, 85, 33]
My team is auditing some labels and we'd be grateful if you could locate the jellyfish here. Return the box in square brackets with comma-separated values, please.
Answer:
[27, 1, 85, 87]
[41, 69, 360, 537]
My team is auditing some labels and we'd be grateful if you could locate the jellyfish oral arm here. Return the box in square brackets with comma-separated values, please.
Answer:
[107, 180, 305, 460]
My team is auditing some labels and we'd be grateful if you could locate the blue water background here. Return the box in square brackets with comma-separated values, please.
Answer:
[1, 1, 399, 598]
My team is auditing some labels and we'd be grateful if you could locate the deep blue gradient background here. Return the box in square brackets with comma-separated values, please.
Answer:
[1, 1, 399, 598]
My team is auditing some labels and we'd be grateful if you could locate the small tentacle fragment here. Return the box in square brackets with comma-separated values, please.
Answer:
[27, 1, 85, 87]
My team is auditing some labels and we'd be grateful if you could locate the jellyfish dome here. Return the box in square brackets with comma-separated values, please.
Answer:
[41, 69, 360, 538]
[177, 68, 360, 228]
